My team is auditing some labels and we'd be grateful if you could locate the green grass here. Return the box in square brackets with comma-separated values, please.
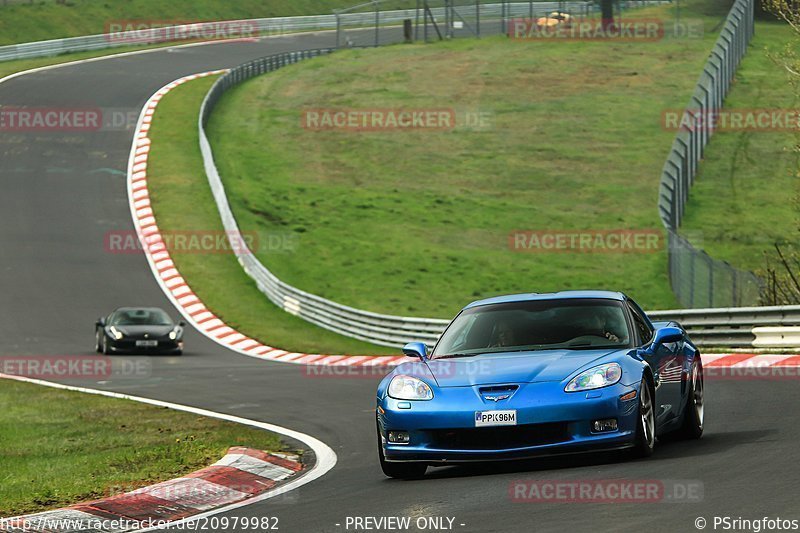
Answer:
[205, 1, 739, 317]
[146, 75, 393, 355]
[0, 0, 380, 45]
[680, 24, 800, 273]
[0, 379, 285, 517]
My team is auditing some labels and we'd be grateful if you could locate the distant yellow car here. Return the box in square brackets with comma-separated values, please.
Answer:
[535, 12, 573, 29]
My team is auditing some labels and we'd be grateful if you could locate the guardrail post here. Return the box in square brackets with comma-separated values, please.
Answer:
[374, 0, 380, 47]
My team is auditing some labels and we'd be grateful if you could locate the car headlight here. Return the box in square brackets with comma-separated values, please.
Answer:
[388, 375, 434, 401]
[169, 326, 182, 340]
[565, 363, 622, 392]
[108, 326, 124, 340]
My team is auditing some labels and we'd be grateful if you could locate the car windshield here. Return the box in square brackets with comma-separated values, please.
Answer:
[110, 309, 173, 326]
[431, 298, 632, 358]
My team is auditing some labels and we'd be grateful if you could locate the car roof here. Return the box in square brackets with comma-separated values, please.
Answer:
[463, 290, 627, 309]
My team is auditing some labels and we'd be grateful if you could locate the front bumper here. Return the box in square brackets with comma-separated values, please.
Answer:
[106, 337, 183, 354]
[378, 381, 640, 463]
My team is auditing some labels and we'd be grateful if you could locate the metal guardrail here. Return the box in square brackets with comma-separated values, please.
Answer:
[197, 45, 800, 349]
[657, 0, 761, 308]
[649, 305, 800, 347]
[0, 16, 340, 62]
[0, 2, 593, 62]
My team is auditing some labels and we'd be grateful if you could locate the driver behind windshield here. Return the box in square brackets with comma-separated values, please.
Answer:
[488, 321, 516, 348]
[580, 309, 626, 343]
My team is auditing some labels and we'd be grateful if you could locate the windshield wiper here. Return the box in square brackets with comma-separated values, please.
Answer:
[566, 343, 621, 350]
[435, 353, 480, 359]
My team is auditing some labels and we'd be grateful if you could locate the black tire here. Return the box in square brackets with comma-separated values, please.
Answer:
[101, 335, 112, 356]
[377, 424, 426, 479]
[676, 359, 704, 439]
[632, 377, 656, 458]
[94, 330, 102, 353]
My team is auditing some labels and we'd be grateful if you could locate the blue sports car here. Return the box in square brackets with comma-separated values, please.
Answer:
[376, 291, 704, 479]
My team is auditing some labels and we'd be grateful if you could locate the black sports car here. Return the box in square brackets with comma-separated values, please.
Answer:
[95, 307, 185, 355]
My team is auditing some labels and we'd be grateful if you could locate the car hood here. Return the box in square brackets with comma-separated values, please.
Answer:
[425, 349, 624, 387]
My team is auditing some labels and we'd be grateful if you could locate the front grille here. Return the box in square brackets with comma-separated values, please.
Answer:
[425, 422, 570, 450]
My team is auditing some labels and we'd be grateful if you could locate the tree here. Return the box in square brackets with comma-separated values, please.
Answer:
[759, 0, 800, 304]
[600, 0, 615, 30]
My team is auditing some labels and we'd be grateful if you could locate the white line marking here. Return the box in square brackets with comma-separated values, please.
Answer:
[0, 373, 337, 532]
[0, 28, 338, 88]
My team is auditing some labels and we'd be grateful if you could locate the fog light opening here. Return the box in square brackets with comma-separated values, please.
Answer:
[387, 430, 410, 444]
[592, 418, 618, 433]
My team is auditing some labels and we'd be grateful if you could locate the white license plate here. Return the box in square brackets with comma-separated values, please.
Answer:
[136, 340, 158, 347]
[475, 410, 517, 427]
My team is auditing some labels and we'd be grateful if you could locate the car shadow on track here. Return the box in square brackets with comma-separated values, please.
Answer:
[413, 429, 778, 480]
[653, 428, 779, 459]
[420, 451, 638, 480]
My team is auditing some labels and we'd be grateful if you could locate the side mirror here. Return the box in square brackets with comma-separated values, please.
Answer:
[179, 321, 186, 327]
[96, 317, 106, 327]
[649, 326, 683, 350]
[402, 342, 428, 360]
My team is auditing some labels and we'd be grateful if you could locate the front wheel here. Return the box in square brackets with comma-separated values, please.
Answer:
[377, 425, 426, 479]
[632, 378, 655, 458]
[100, 335, 112, 356]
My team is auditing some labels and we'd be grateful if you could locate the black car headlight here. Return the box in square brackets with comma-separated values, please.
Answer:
[168, 326, 183, 340]
[107, 326, 124, 340]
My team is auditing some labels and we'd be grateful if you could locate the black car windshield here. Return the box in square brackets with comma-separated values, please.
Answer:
[431, 298, 632, 358]
[110, 309, 174, 326]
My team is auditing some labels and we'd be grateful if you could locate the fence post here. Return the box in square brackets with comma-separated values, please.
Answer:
[689, 247, 696, 308]
[707, 254, 714, 308]
[476, 0, 481, 38]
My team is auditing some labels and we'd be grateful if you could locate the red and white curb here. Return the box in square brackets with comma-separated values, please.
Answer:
[0, 447, 302, 533]
[702, 353, 800, 369]
[126, 71, 409, 369]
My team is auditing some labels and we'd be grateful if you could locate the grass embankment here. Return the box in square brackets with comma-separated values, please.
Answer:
[205, 1, 736, 317]
[146, 75, 392, 355]
[0, 379, 285, 517]
[680, 25, 799, 272]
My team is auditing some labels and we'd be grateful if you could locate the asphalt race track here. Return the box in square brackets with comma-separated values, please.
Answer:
[1, 31, 798, 533]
